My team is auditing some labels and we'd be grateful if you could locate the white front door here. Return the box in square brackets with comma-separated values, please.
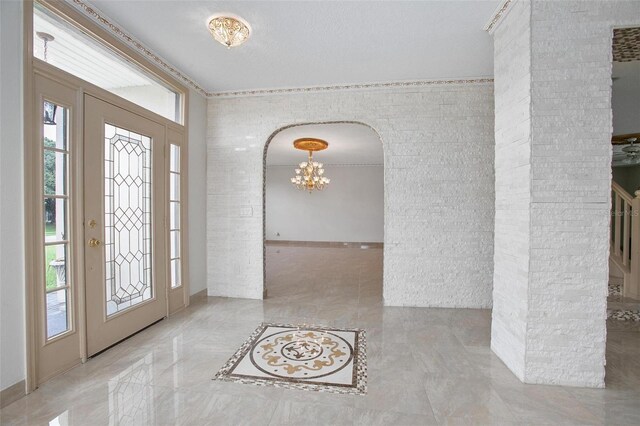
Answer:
[83, 94, 168, 356]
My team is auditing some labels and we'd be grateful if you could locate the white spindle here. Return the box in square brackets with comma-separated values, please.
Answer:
[623, 200, 630, 266]
[630, 191, 640, 299]
[614, 192, 622, 257]
[610, 182, 636, 297]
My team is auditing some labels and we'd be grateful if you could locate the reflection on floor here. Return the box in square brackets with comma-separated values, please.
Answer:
[2, 245, 640, 425]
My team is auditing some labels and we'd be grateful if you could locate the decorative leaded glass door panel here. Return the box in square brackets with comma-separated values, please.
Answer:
[84, 95, 167, 356]
[104, 123, 153, 316]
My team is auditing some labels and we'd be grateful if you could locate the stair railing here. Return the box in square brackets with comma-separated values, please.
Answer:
[611, 181, 640, 299]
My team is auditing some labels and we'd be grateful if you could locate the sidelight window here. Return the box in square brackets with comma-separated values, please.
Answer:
[169, 144, 182, 288]
[43, 101, 71, 339]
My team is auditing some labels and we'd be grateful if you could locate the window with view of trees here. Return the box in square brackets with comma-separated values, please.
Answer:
[42, 102, 71, 339]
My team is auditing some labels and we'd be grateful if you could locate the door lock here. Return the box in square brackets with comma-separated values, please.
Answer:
[88, 238, 101, 247]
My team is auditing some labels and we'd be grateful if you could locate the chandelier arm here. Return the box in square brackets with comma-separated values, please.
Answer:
[290, 147, 329, 192]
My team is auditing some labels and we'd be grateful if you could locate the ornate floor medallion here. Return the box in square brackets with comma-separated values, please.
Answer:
[214, 323, 367, 394]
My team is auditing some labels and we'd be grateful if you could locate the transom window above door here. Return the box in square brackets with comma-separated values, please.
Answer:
[33, 2, 183, 123]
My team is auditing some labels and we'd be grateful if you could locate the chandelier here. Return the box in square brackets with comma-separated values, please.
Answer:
[290, 138, 331, 192]
[207, 15, 251, 49]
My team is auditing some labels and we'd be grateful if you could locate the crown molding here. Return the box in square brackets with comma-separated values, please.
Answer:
[483, 0, 515, 34]
[67, 0, 209, 97]
[208, 78, 494, 98]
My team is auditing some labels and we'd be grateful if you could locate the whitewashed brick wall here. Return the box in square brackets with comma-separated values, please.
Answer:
[491, 0, 532, 382]
[492, 0, 640, 388]
[207, 84, 495, 307]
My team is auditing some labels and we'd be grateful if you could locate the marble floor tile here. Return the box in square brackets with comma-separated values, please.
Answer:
[353, 408, 438, 426]
[565, 387, 640, 425]
[354, 380, 436, 416]
[423, 375, 517, 424]
[268, 400, 355, 426]
[2, 245, 639, 425]
[493, 383, 602, 425]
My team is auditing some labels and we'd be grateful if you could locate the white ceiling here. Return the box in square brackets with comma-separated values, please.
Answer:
[88, 0, 499, 93]
[266, 123, 383, 166]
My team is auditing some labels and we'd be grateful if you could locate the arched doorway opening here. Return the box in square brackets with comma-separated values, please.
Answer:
[262, 122, 384, 310]
[606, 26, 640, 387]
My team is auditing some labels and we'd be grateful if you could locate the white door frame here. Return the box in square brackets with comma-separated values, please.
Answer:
[23, 0, 190, 391]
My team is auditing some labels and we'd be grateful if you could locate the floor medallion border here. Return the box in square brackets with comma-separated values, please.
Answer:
[213, 322, 367, 395]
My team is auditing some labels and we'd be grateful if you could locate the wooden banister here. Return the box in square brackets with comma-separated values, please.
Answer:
[611, 182, 640, 299]
[612, 181, 633, 204]
[630, 191, 640, 299]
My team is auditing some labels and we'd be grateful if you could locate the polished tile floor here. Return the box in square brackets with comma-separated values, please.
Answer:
[2, 245, 640, 425]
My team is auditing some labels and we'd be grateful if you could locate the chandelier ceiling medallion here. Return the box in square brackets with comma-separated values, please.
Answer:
[207, 14, 251, 49]
[290, 138, 331, 192]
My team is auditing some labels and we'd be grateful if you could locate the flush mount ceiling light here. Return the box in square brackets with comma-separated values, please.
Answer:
[612, 134, 640, 167]
[207, 14, 251, 49]
[622, 138, 640, 158]
[290, 138, 331, 193]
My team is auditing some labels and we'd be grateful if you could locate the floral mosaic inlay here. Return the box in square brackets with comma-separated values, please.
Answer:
[214, 323, 367, 394]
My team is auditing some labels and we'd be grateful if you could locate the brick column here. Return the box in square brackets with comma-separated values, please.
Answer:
[491, 0, 640, 388]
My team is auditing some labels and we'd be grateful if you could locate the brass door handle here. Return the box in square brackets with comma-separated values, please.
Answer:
[88, 238, 101, 248]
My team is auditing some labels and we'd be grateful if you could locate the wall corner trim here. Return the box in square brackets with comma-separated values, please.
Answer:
[483, 0, 516, 34]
